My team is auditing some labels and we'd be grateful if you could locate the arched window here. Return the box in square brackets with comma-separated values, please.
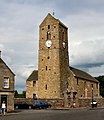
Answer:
[47, 31, 51, 40]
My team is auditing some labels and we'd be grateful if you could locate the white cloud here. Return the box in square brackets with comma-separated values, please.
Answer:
[88, 65, 104, 77]
[0, 0, 104, 92]
[0, 44, 4, 50]
[64, 12, 104, 43]
[12, 65, 35, 93]
[70, 39, 104, 65]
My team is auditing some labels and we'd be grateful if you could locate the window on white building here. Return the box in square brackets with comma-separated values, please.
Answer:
[4, 77, 9, 88]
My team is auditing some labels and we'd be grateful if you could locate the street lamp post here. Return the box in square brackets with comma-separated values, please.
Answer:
[91, 84, 93, 108]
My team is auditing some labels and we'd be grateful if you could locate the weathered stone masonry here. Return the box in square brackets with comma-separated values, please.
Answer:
[0, 54, 15, 112]
[26, 13, 100, 107]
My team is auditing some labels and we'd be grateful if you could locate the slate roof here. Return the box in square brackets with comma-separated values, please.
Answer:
[27, 70, 38, 81]
[69, 66, 99, 83]
[27, 67, 98, 83]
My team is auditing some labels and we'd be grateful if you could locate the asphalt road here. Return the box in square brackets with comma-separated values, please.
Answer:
[0, 109, 104, 120]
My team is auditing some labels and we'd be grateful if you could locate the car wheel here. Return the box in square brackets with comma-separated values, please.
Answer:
[49, 105, 51, 108]
[39, 107, 42, 109]
[16, 106, 18, 109]
[29, 106, 32, 109]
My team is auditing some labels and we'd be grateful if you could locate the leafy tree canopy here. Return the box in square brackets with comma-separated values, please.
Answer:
[14, 90, 26, 98]
[95, 75, 104, 97]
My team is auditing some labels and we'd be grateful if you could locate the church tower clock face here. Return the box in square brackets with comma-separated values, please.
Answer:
[45, 39, 52, 48]
[37, 13, 69, 99]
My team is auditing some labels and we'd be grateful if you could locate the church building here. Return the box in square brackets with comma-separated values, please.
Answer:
[26, 13, 100, 103]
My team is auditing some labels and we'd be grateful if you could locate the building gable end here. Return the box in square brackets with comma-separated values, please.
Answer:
[0, 58, 15, 76]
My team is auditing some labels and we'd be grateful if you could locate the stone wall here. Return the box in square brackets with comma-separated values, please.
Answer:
[7, 93, 14, 111]
[0, 92, 14, 112]
[0, 60, 15, 91]
[37, 13, 69, 99]
[14, 97, 104, 108]
[26, 80, 37, 98]
[78, 97, 104, 108]
[0, 58, 15, 112]
[14, 98, 64, 108]
[76, 78, 99, 98]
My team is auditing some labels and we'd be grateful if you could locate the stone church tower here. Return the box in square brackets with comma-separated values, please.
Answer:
[26, 13, 100, 103]
[37, 13, 69, 98]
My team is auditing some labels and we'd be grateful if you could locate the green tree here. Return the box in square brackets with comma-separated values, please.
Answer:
[14, 90, 19, 98]
[22, 91, 26, 98]
[95, 75, 104, 97]
[14, 90, 26, 98]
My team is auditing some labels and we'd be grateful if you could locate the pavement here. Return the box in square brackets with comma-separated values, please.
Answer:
[0, 106, 104, 116]
[49, 106, 104, 111]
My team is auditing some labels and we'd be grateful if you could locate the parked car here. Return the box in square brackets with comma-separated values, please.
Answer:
[14, 102, 33, 109]
[91, 100, 97, 108]
[32, 101, 51, 109]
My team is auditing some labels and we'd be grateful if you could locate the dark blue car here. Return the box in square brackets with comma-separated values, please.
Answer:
[32, 101, 51, 109]
[14, 102, 33, 109]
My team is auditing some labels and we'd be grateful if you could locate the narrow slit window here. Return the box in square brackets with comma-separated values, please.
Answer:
[45, 84, 47, 90]
[33, 81, 36, 87]
[46, 66, 47, 70]
[48, 25, 50, 29]
[62, 32, 65, 41]
[47, 32, 51, 39]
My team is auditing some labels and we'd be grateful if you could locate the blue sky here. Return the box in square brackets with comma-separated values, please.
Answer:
[0, 0, 104, 92]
